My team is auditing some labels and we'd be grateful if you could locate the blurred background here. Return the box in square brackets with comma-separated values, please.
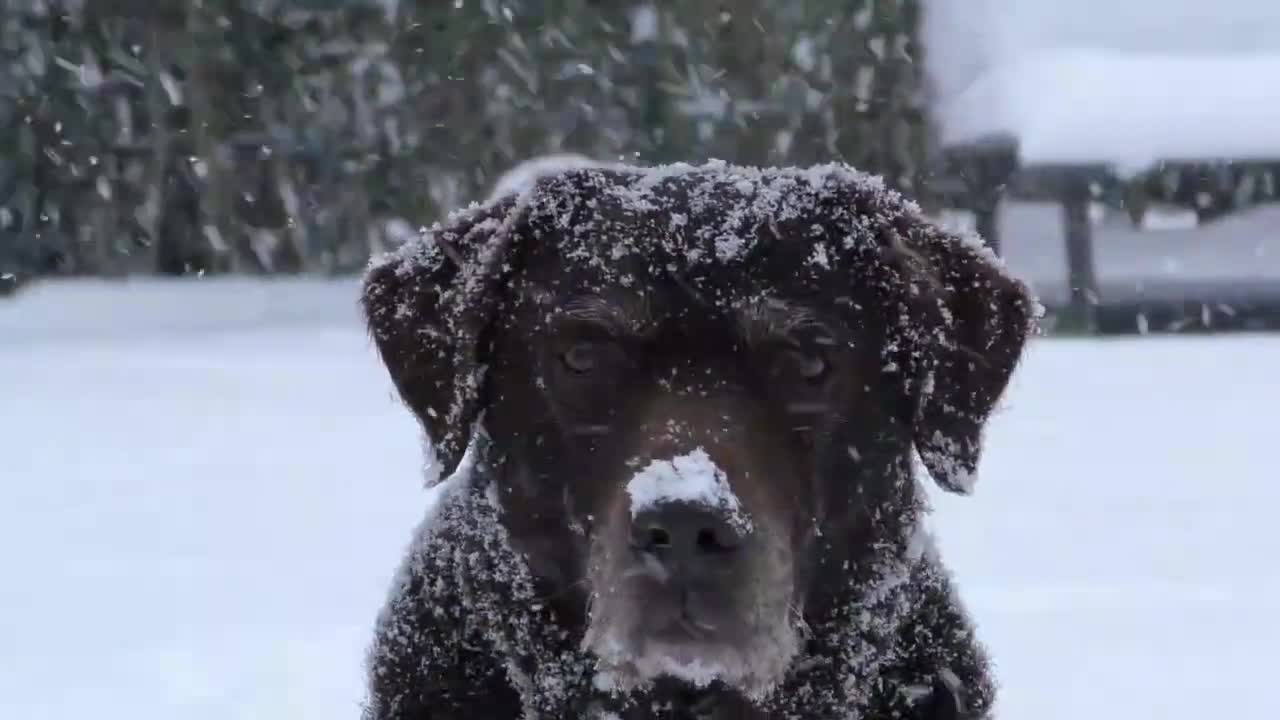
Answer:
[3, 0, 1278, 332]
[2, 2, 1278, 719]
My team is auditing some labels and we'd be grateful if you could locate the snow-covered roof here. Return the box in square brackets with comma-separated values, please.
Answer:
[924, 0, 1280, 169]
[937, 50, 1280, 169]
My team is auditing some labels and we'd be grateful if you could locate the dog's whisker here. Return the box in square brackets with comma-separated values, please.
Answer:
[619, 552, 671, 583]
[676, 615, 715, 639]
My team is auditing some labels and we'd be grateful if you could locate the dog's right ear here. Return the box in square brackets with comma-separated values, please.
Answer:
[903, 223, 1037, 496]
[361, 194, 523, 484]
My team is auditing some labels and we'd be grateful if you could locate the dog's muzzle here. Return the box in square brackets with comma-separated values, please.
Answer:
[627, 500, 750, 639]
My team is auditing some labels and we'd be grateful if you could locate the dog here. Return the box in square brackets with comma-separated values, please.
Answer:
[359, 161, 1036, 719]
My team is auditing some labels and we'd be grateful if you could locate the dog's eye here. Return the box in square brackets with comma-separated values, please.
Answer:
[780, 347, 829, 383]
[794, 351, 828, 381]
[560, 342, 602, 374]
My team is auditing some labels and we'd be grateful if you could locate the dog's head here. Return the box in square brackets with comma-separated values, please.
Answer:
[362, 163, 1035, 698]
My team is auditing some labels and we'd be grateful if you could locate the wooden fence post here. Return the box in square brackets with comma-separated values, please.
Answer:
[1061, 169, 1100, 331]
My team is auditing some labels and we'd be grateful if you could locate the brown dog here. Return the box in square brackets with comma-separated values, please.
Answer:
[359, 161, 1036, 719]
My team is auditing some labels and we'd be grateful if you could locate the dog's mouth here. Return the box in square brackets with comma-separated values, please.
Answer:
[582, 537, 801, 699]
[583, 603, 800, 700]
[628, 581, 731, 644]
[572, 441, 806, 697]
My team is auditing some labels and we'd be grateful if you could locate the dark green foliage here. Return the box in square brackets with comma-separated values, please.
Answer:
[2, 0, 937, 280]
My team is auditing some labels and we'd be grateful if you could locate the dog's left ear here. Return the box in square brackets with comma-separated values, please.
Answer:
[905, 225, 1037, 495]
[360, 192, 527, 485]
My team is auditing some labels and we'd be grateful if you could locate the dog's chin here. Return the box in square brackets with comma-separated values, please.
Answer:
[582, 615, 801, 701]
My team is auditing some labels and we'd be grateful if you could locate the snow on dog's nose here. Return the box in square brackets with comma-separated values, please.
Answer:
[626, 449, 754, 585]
[625, 448, 754, 536]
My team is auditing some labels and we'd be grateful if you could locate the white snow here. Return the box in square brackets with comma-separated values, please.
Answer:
[485, 153, 606, 203]
[938, 49, 1280, 168]
[2, 279, 1279, 719]
[628, 5, 658, 44]
[925, 0, 1280, 168]
[626, 652, 731, 691]
[1139, 205, 1201, 232]
[0, 278, 424, 720]
[380, 216, 418, 248]
[625, 448, 752, 533]
[917, 430, 978, 494]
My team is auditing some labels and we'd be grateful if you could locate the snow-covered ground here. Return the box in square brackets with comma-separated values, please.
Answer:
[3, 279, 1278, 719]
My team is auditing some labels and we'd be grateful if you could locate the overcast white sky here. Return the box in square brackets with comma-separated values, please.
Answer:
[994, 0, 1280, 55]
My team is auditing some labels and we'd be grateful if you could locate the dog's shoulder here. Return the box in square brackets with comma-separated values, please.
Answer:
[364, 565, 520, 718]
[363, 479, 523, 719]
[365, 471, 607, 719]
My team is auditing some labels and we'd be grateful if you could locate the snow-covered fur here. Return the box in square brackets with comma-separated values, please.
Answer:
[366, 443, 999, 720]
[360, 161, 1039, 719]
[486, 153, 610, 204]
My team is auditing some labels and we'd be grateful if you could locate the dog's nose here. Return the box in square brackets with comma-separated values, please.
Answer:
[630, 502, 745, 571]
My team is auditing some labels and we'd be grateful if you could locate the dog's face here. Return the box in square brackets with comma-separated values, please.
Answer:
[482, 232, 928, 696]
[362, 164, 1034, 699]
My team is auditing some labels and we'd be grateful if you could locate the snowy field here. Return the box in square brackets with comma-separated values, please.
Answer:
[2, 278, 1278, 720]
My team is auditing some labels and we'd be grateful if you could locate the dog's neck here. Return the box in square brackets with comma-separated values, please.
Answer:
[414, 445, 978, 719]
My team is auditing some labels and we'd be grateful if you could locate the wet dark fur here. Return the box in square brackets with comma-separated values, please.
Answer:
[359, 164, 1035, 719]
